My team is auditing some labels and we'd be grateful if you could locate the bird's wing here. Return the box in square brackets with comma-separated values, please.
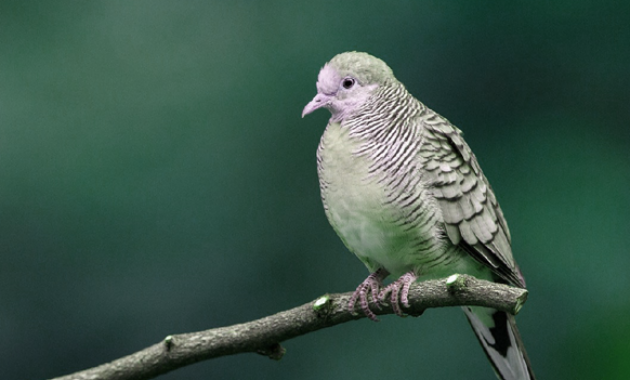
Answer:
[416, 109, 525, 287]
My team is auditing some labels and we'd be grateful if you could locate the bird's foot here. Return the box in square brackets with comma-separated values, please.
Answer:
[348, 268, 389, 322]
[378, 271, 418, 317]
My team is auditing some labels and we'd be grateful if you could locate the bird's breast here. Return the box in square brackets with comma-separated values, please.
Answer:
[317, 121, 453, 277]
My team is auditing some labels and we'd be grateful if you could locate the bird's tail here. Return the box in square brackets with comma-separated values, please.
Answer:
[462, 306, 536, 380]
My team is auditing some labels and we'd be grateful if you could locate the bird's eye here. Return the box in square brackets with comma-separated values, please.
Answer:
[342, 78, 355, 89]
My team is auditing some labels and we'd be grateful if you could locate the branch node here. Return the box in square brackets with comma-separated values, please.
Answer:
[163, 335, 175, 351]
[312, 294, 332, 317]
[406, 308, 425, 318]
[256, 343, 286, 361]
[446, 273, 467, 292]
[514, 290, 528, 315]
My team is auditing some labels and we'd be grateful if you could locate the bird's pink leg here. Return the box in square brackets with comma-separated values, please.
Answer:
[378, 271, 418, 317]
[348, 268, 389, 322]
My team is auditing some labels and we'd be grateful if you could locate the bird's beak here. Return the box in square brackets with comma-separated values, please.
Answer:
[302, 93, 331, 118]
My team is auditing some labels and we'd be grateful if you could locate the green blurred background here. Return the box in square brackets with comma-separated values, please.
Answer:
[1, 1, 629, 379]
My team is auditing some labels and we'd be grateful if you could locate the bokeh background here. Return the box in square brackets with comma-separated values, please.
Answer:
[2, 1, 629, 379]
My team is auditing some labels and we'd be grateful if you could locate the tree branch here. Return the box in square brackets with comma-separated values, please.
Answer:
[50, 275, 527, 380]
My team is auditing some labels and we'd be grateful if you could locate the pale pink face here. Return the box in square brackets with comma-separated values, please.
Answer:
[302, 63, 379, 122]
[315, 64, 341, 96]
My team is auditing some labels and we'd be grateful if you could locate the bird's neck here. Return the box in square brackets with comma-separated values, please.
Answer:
[341, 83, 423, 141]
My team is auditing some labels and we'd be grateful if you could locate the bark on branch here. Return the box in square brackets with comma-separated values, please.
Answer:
[50, 275, 528, 380]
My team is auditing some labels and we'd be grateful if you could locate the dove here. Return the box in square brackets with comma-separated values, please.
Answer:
[303, 52, 535, 380]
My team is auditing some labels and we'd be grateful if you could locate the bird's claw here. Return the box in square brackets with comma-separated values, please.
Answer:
[348, 268, 389, 321]
[378, 271, 418, 317]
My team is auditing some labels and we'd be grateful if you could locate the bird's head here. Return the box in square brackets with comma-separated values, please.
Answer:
[302, 52, 396, 121]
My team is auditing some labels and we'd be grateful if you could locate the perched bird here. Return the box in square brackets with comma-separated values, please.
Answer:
[302, 52, 535, 380]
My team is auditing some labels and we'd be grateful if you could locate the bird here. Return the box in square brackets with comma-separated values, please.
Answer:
[302, 52, 535, 380]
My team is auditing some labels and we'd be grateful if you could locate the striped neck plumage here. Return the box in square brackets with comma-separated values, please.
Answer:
[343, 81, 424, 136]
